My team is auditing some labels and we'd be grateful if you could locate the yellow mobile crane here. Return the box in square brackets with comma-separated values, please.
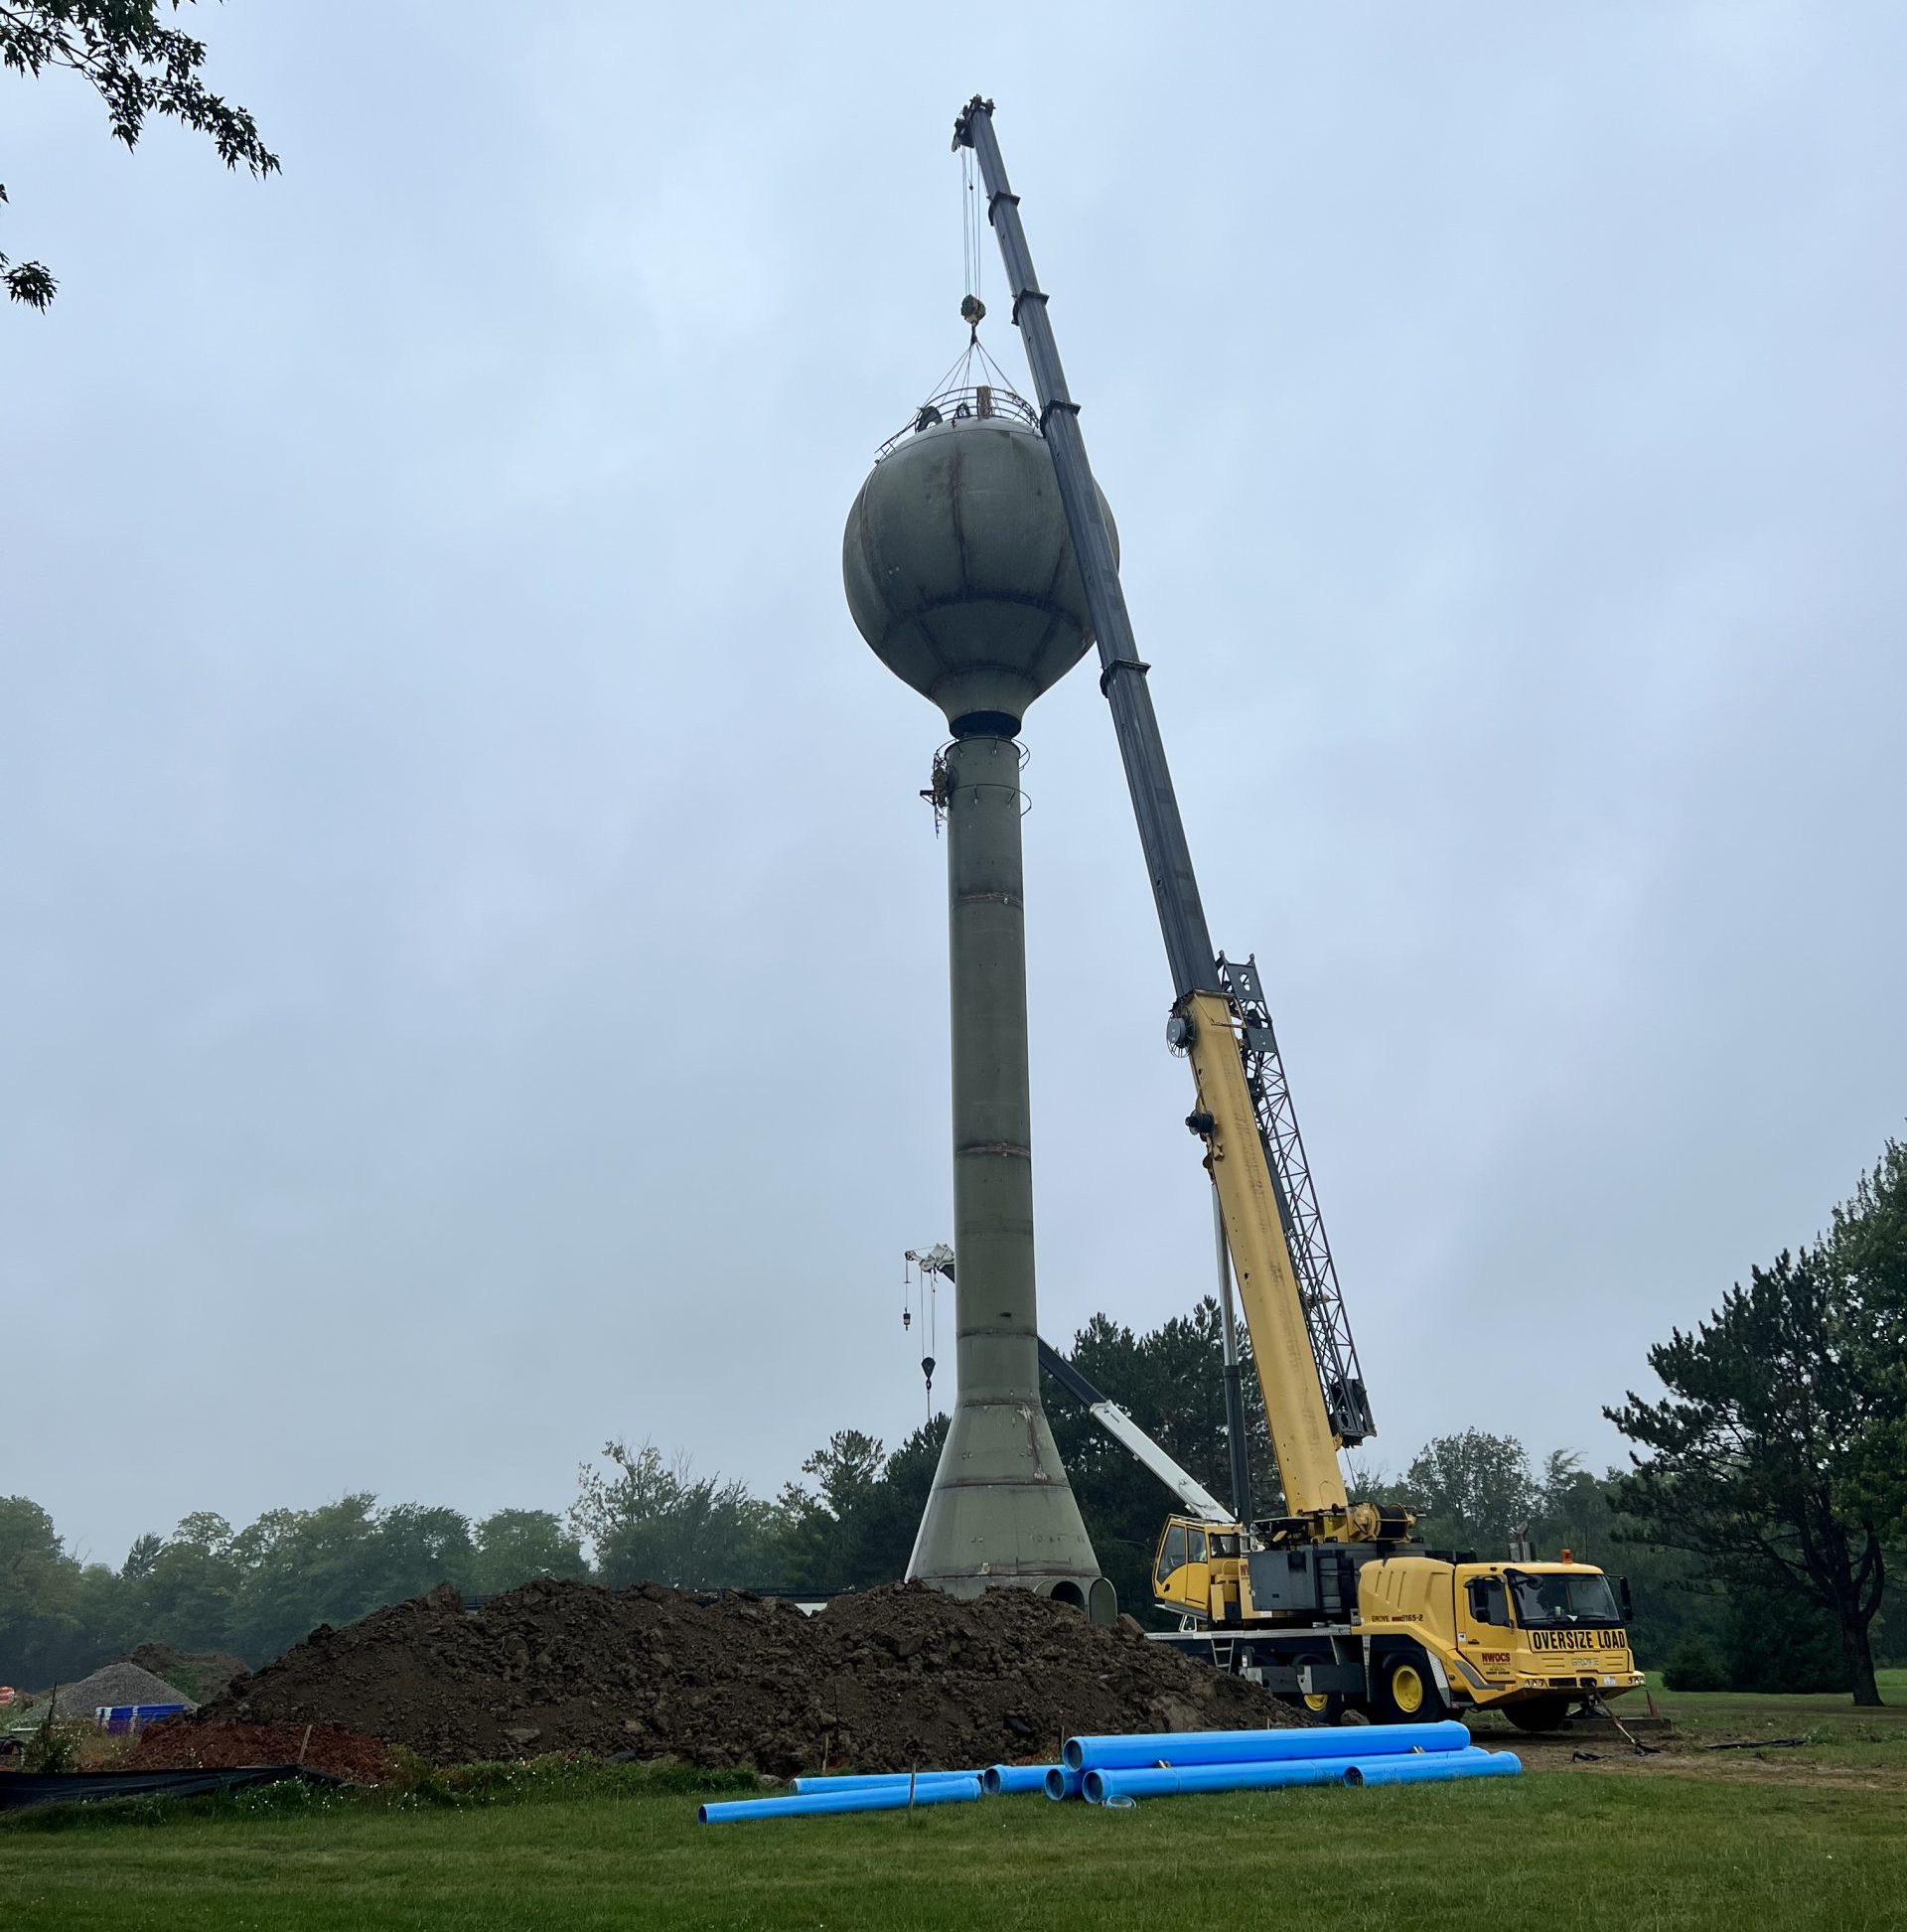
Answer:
[954, 98, 1643, 1730]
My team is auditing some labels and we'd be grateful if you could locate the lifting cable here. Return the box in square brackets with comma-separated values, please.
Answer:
[960, 144, 982, 322]
[896, 148, 1032, 436]
[900, 1249, 941, 1420]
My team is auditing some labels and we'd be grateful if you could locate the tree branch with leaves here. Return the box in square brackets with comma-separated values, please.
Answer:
[2, 0, 278, 309]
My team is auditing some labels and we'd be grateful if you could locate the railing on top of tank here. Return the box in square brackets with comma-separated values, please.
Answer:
[876, 384, 1041, 460]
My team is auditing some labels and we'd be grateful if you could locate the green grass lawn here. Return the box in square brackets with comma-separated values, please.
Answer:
[5, 1768, 1905, 1932]
[1465, 1666, 1907, 1768]
[1636, 1668, 1907, 1754]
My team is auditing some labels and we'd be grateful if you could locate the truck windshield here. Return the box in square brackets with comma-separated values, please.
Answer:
[1507, 1571, 1622, 1627]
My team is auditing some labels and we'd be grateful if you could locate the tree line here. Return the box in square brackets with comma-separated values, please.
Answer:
[6, 1143, 1902, 1701]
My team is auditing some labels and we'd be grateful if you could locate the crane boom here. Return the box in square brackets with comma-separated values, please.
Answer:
[1038, 1339, 1235, 1525]
[954, 97, 1374, 1536]
[952, 100, 1216, 1005]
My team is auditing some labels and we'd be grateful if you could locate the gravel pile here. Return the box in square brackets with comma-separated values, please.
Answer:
[16, 1660, 198, 1726]
[195, 1576, 1307, 1774]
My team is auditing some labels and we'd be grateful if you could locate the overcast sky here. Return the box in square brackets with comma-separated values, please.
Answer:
[5, 2, 1903, 1567]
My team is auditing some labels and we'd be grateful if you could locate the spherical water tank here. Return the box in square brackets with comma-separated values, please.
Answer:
[843, 413, 1116, 737]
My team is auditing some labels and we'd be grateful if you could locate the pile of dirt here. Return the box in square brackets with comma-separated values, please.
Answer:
[121, 1720, 391, 1783]
[18, 1661, 197, 1725]
[195, 1578, 1306, 1775]
[128, 1643, 251, 1707]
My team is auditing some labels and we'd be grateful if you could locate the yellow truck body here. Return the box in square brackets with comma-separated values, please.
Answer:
[1153, 1517, 1643, 1726]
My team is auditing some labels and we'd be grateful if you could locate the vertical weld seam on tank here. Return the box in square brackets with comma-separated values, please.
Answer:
[1031, 512, 1072, 669]
[948, 431, 971, 596]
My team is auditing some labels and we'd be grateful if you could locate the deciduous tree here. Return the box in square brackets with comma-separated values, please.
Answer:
[773, 1430, 887, 1591]
[1, 1, 278, 308]
[1400, 1429, 1540, 1556]
[570, 1440, 776, 1591]
[470, 1510, 587, 1596]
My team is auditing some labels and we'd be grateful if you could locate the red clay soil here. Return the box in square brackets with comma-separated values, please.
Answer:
[193, 1577, 1307, 1775]
[121, 1720, 393, 1783]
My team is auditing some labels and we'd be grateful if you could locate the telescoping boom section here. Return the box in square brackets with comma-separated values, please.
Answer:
[953, 96, 1380, 1542]
[950, 101, 1645, 1731]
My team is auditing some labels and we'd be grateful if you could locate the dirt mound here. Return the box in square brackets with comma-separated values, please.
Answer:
[122, 1720, 392, 1783]
[128, 1643, 250, 1707]
[194, 1578, 1305, 1775]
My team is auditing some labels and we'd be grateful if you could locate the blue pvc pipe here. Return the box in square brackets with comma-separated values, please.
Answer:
[982, 1765, 1059, 1796]
[1346, 1749, 1521, 1787]
[1064, 1719, 1471, 1773]
[1044, 1766, 1084, 1801]
[1084, 1757, 1365, 1804]
[698, 1776, 984, 1824]
[788, 1771, 979, 1795]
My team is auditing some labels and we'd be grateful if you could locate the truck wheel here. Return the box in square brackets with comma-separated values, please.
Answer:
[1503, 1696, 1572, 1733]
[1293, 1652, 1345, 1724]
[1372, 1649, 1448, 1724]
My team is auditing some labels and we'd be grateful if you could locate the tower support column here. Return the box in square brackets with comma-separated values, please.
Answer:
[906, 734, 1109, 1614]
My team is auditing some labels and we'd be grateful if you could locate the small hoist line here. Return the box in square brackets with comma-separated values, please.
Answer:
[892, 159, 1023, 437]
[900, 1248, 941, 1419]
[960, 143, 987, 346]
[923, 1264, 939, 1418]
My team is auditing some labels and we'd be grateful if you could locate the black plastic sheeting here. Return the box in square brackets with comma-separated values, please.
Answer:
[0, 1765, 340, 1812]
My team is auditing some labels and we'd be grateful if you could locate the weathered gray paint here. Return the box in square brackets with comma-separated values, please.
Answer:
[842, 417, 1115, 736]
[845, 412, 1110, 1613]
[904, 734, 1103, 1600]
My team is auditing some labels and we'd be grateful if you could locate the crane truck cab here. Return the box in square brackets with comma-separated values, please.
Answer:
[1152, 1515, 1644, 1731]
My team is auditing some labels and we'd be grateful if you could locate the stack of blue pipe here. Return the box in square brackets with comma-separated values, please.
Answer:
[695, 1722, 1517, 1823]
[1060, 1720, 1519, 1807]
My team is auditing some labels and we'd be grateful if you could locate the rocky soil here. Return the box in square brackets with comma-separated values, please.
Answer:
[194, 1577, 1306, 1775]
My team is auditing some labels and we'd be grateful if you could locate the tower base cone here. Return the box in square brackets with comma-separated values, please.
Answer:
[907, 1396, 1116, 1621]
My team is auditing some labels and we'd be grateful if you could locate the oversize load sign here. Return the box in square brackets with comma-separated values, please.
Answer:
[1529, 1628, 1626, 1652]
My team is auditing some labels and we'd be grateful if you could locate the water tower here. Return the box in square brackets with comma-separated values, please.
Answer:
[844, 382, 1116, 1621]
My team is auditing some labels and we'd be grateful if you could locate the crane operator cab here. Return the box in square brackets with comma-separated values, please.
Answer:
[1152, 1516, 1645, 1730]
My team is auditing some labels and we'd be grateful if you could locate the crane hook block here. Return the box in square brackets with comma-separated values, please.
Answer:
[960, 294, 986, 328]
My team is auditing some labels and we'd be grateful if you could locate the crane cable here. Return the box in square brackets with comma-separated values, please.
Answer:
[897, 147, 1028, 435]
[960, 145, 988, 346]
[900, 1251, 939, 1419]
